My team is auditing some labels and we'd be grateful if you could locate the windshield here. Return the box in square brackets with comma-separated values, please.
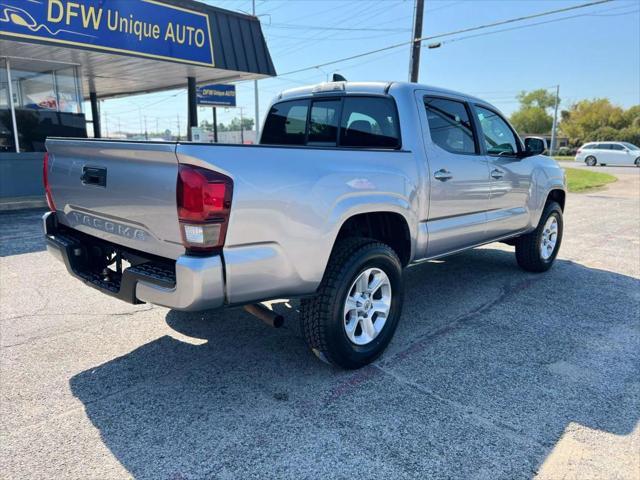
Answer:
[621, 142, 639, 150]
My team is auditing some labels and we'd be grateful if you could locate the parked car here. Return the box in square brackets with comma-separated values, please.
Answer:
[43, 81, 566, 369]
[575, 141, 640, 166]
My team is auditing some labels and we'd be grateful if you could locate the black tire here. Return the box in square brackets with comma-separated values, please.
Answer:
[300, 237, 404, 369]
[635, 157, 640, 167]
[515, 201, 563, 273]
[585, 156, 597, 167]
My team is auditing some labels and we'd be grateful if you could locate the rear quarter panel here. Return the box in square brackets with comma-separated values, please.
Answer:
[176, 144, 421, 303]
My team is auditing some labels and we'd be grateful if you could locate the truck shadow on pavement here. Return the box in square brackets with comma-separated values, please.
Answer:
[69, 248, 640, 479]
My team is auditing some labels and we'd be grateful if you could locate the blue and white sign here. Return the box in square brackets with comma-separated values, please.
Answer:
[0, 0, 215, 67]
[197, 84, 236, 107]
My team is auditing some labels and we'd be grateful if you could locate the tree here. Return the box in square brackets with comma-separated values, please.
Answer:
[510, 107, 553, 135]
[560, 99, 630, 146]
[199, 116, 254, 132]
[228, 117, 254, 131]
[509, 89, 556, 134]
[517, 89, 556, 109]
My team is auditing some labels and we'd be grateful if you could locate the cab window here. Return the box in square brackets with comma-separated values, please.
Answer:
[475, 106, 520, 156]
[308, 99, 340, 146]
[424, 97, 477, 154]
[261, 99, 309, 145]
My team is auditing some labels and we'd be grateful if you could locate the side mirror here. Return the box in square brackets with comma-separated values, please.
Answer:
[524, 137, 547, 156]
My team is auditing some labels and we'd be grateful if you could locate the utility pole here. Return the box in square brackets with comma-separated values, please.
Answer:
[144, 115, 148, 140]
[408, 0, 425, 83]
[104, 110, 109, 138]
[176, 114, 181, 141]
[253, 0, 260, 141]
[239, 106, 245, 144]
[549, 85, 560, 156]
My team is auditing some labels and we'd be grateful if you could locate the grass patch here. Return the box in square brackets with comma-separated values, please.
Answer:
[553, 156, 575, 163]
[564, 167, 616, 193]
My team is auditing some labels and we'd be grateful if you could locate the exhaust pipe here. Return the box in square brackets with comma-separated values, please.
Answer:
[244, 303, 284, 328]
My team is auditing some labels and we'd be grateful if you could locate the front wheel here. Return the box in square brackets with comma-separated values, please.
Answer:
[515, 202, 563, 272]
[635, 157, 640, 167]
[300, 238, 404, 369]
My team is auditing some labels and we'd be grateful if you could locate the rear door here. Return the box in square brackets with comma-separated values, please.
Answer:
[46, 139, 185, 260]
[418, 93, 491, 257]
[472, 104, 532, 237]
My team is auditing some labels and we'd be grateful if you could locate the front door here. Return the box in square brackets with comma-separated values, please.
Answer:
[418, 94, 492, 258]
[473, 105, 531, 237]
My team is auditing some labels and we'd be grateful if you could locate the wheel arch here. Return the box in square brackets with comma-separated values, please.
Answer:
[546, 188, 566, 211]
[333, 211, 413, 266]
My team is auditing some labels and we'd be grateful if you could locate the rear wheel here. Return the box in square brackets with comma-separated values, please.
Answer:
[515, 201, 563, 272]
[585, 156, 597, 167]
[300, 237, 404, 369]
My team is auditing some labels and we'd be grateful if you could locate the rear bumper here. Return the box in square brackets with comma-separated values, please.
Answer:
[43, 212, 225, 311]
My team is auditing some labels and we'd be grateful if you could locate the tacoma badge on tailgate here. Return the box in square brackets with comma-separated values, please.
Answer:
[68, 211, 147, 241]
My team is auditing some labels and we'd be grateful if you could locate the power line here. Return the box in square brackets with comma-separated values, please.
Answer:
[439, 3, 636, 47]
[267, 24, 411, 32]
[276, 0, 614, 78]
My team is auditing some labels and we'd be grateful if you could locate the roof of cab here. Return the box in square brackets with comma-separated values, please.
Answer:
[275, 81, 493, 109]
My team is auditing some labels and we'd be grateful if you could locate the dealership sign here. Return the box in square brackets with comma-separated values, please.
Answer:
[0, 0, 215, 67]
[197, 84, 236, 107]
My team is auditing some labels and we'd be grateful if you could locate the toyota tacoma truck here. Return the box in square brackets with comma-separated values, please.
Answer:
[43, 81, 566, 369]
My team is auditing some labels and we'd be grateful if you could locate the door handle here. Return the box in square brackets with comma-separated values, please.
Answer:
[491, 168, 504, 179]
[433, 169, 453, 181]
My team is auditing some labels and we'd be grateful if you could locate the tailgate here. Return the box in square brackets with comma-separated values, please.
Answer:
[45, 139, 185, 260]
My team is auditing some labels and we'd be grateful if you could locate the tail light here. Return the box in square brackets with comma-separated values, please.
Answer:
[177, 164, 233, 253]
[43, 152, 56, 211]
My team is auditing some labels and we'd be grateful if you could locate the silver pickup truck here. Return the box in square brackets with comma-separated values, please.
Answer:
[44, 81, 566, 369]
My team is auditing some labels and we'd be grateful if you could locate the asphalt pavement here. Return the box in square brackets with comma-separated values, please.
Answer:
[1, 166, 638, 479]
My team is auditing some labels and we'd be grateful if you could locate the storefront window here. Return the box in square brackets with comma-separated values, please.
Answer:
[0, 59, 15, 152]
[12, 69, 57, 110]
[55, 68, 80, 113]
[0, 59, 86, 152]
[0, 59, 8, 108]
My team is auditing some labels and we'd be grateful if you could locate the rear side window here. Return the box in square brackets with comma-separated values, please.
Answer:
[424, 97, 476, 154]
[340, 97, 400, 148]
[583, 143, 595, 149]
[600, 143, 613, 150]
[261, 99, 309, 145]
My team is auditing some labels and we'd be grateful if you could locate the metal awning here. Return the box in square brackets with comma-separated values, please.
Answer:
[0, 0, 276, 99]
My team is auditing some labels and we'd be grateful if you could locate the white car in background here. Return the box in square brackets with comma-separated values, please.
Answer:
[575, 142, 640, 166]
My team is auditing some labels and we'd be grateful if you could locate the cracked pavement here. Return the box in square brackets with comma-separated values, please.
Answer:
[1, 166, 639, 479]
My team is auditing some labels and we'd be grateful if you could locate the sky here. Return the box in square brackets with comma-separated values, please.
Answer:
[94, 0, 640, 136]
